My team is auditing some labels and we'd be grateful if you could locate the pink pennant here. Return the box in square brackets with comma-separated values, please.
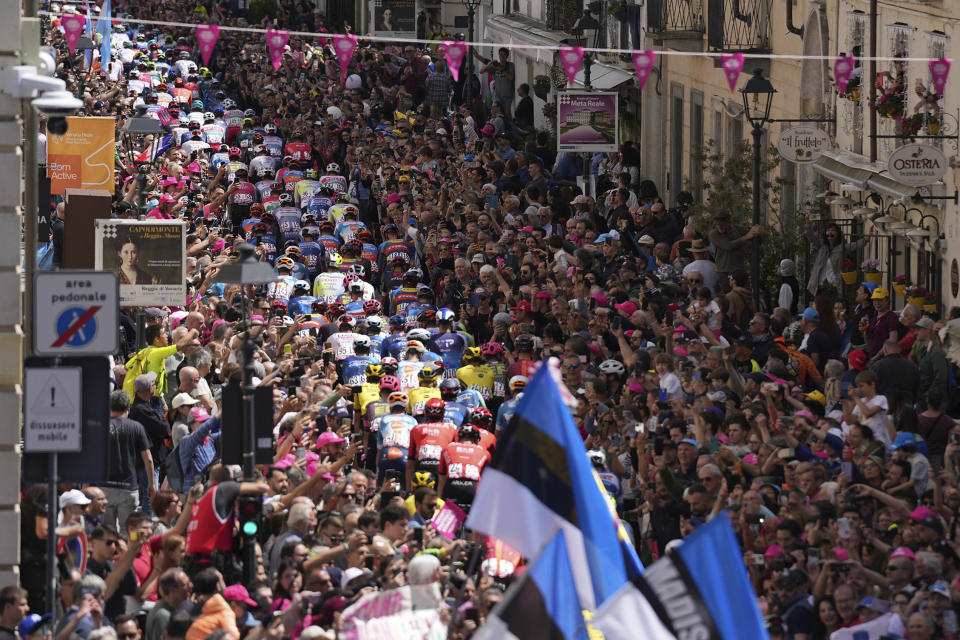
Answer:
[559, 46, 584, 87]
[632, 50, 656, 90]
[62, 14, 86, 55]
[265, 28, 289, 72]
[834, 56, 855, 94]
[930, 58, 951, 97]
[721, 52, 745, 92]
[195, 25, 220, 67]
[441, 41, 468, 82]
[331, 34, 357, 81]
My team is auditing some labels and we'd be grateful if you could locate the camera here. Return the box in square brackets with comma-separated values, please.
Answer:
[33, 89, 83, 135]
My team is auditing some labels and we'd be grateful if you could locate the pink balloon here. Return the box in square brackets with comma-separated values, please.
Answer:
[332, 34, 358, 81]
[442, 41, 468, 82]
[834, 56, 855, 94]
[721, 52, 745, 92]
[62, 14, 86, 55]
[632, 50, 656, 90]
[265, 28, 289, 72]
[930, 58, 951, 97]
[559, 46, 584, 87]
[196, 25, 220, 67]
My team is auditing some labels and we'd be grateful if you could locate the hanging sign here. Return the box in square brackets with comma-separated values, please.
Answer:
[887, 143, 947, 186]
[266, 28, 289, 71]
[196, 25, 220, 66]
[632, 50, 655, 90]
[776, 126, 831, 164]
[559, 47, 584, 87]
[834, 56, 855, 94]
[442, 41, 467, 82]
[721, 53, 745, 92]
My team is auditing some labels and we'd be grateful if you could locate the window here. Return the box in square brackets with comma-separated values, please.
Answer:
[670, 83, 684, 199]
[712, 97, 724, 157]
[690, 90, 704, 202]
[848, 10, 867, 155]
[727, 101, 742, 158]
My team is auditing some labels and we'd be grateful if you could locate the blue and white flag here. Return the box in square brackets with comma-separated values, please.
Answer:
[465, 359, 641, 609]
[95, 0, 111, 75]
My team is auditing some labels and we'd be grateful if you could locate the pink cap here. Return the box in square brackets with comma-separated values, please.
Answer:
[795, 409, 816, 423]
[386, 193, 401, 205]
[832, 547, 850, 563]
[591, 292, 608, 305]
[627, 381, 644, 393]
[890, 546, 916, 560]
[223, 584, 257, 606]
[615, 301, 638, 316]
[910, 506, 938, 521]
[187, 162, 201, 174]
[317, 431, 346, 448]
[743, 453, 759, 465]
[190, 407, 212, 423]
[764, 544, 783, 558]
[159, 194, 176, 203]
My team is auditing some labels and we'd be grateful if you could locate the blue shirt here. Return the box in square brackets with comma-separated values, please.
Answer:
[179, 416, 221, 493]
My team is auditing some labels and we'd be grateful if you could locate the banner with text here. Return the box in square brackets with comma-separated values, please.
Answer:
[342, 584, 446, 640]
[47, 117, 115, 194]
[94, 220, 186, 306]
[557, 91, 619, 153]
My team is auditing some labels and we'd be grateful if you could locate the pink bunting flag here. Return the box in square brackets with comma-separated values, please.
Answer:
[721, 52, 745, 92]
[834, 56, 855, 94]
[62, 14, 86, 55]
[195, 25, 220, 67]
[441, 40, 468, 82]
[331, 33, 357, 81]
[632, 50, 656, 90]
[559, 46, 584, 87]
[265, 28, 289, 72]
[930, 58, 951, 97]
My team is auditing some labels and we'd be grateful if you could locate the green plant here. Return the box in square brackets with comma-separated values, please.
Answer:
[688, 139, 796, 305]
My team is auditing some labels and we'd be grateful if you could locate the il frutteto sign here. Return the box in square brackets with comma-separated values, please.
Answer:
[887, 143, 947, 186]
[776, 126, 830, 164]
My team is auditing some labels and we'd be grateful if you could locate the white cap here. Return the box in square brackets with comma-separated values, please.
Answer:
[60, 489, 91, 508]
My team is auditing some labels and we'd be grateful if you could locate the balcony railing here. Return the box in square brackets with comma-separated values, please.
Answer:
[647, 0, 705, 39]
[545, 0, 581, 32]
[707, 0, 772, 53]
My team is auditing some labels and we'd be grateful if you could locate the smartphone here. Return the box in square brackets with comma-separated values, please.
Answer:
[610, 434, 621, 448]
[129, 530, 141, 543]
[283, 343, 292, 355]
[750, 554, 765, 566]
[381, 490, 399, 504]
[838, 517, 852, 540]
[777, 448, 796, 460]
[364, 554, 375, 570]
[654, 436, 664, 456]
[385, 469, 400, 483]
[485, 194, 499, 210]
[297, 447, 306, 461]
[413, 527, 424, 544]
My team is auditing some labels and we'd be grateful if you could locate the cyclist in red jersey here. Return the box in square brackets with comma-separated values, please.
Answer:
[507, 334, 538, 378]
[406, 398, 458, 488]
[438, 425, 491, 512]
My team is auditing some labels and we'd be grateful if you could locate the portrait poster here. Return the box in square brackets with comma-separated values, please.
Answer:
[371, 0, 416, 37]
[556, 91, 619, 153]
[94, 220, 186, 306]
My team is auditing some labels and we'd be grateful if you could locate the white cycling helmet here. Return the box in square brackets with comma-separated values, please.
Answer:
[326, 162, 340, 174]
[599, 359, 626, 376]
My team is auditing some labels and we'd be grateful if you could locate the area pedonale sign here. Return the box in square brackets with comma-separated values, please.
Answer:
[887, 143, 947, 187]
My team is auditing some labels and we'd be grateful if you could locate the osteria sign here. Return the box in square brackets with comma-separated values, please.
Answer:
[887, 143, 947, 187]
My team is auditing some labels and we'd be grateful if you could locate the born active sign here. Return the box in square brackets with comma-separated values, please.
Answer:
[33, 272, 119, 357]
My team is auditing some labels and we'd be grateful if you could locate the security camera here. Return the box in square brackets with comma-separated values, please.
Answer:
[32, 89, 83, 135]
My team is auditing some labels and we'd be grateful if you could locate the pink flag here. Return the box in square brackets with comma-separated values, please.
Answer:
[721, 52, 745, 92]
[559, 46, 584, 87]
[834, 56, 855, 94]
[430, 501, 467, 539]
[195, 25, 220, 67]
[632, 50, 656, 90]
[62, 14, 86, 55]
[441, 40, 468, 82]
[265, 28, 289, 72]
[930, 58, 951, 97]
[331, 33, 357, 81]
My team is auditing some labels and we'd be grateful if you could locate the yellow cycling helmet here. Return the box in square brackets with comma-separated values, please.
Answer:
[366, 364, 384, 379]
[413, 471, 436, 488]
[463, 346, 482, 362]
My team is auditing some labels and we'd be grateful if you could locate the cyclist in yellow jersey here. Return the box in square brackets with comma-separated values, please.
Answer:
[456, 347, 495, 402]
[355, 363, 384, 414]
[408, 364, 442, 417]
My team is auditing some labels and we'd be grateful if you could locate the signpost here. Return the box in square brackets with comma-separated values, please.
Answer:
[24, 368, 82, 452]
[776, 126, 831, 164]
[887, 143, 948, 187]
[33, 271, 118, 356]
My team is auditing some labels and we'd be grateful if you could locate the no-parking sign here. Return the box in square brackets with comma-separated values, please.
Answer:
[33, 271, 118, 356]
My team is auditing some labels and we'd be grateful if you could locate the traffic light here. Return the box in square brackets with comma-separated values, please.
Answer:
[236, 495, 261, 539]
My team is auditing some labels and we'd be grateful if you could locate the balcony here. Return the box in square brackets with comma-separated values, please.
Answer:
[707, 0, 772, 53]
[545, 0, 581, 32]
[647, 0, 705, 50]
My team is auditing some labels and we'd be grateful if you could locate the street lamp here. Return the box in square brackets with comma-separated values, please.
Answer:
[739, 68, 776, 310]
[120, 107, 164, 220]
[571, 9, 601, 89]
[76, 35, 96, 101]
[460, 0, 481, 107]
[213, 243, 277, 482]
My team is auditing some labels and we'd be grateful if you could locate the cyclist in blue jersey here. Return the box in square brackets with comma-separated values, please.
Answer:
[286, 280, 317, 316]
[342, 336, 377, 386]
[439, 378, 470, 427]
[432, 308, 468, 371]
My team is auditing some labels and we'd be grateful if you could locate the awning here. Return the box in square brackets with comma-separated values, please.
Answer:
[811, 149, 918, 198]
[810, 151, 874, 189]
[573, 63, 635, 90]
[484, 14, 573, 53]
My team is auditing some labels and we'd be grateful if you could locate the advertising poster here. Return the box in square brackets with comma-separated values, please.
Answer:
[94, 220, 186, 306]
[557, 91, 619, 153]
[371, 0, 416, 37]
[47, 116, 116, 194]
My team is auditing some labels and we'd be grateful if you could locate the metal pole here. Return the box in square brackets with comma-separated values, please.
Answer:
[751, 123, 762, 310]
[241, 290, 256, 481]
[46, 453, 57, 623]
[869, 0, 877, 162]
[135, 307, 145, 350]
[23, 4, 39, 359]
[465, 5, 475, 108]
